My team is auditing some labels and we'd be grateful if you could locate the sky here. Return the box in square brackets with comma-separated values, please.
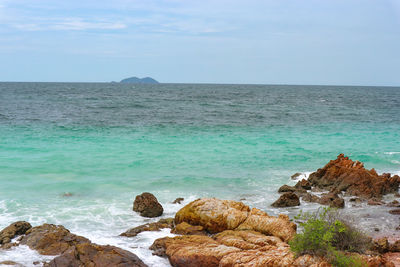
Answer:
[0, 0, 399, 85]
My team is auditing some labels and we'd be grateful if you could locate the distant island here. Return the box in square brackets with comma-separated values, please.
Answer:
[119, 77, 159, 84]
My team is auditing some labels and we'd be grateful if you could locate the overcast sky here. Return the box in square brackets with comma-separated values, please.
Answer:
[0, 0, 399, 85]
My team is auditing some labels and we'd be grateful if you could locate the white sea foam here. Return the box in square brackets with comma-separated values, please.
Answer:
[384, 152, 400, 155]
[0, 245, 55, 266]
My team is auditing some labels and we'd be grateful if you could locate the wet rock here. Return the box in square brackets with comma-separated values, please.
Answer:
[173, 197, 184, 204]
[368, 198, 386, 206]
[175, 198, 296, 242]
[0, 261, 23, 266]
[319, 193, 345, 208]
[308, 154, 400, 199]
[120, 218, 174, 237]
[374, 237, 390, 253]
[349, 197, 362, 204]
[278, 185, 297, 193]
[171, 222, 207, 235]
[295, 179, 312, 190]
[389, 209, 400, 215]
[271, 192, 300, 207]
[62, 192, 73, 197]
[0, 221, 32, 245]
[45, 243, 148, 267]
[291, 172, 302, 180]
[19, 224, 90, 255]
[390, 240, 400, 252]
[301, 192, 321, 203]
[388, 200, 400, 207]
[133, 192, 163, 218]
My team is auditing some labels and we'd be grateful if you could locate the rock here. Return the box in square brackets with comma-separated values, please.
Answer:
[45, 243, 148, 267]
[374, 237, 390, 253]
[308, 154, 400, 199]
[173, 197, 184, 204]
[387, 200, 400, 207]
[291, 172, 302, 180]
[171, 222, 207, 235]
[278, 185, 297, 193]
[0, 221, 32, 245]
[368, 198, 386, 206]
[271, 192, 300, 207]
[19, 224, 90, 255]
[349, 197, 362, 204]
[0, 261, 22, 266]
[295, 179, 312, 190]
[235, 209, 297, 242]
[301, 192, 321, 203]
[133, 192, 163, 218]
[175, 198, 250, 233]
[120, 218, 174, 237]
[175, 198, 296, 242]
[390, 240, 400, 252]
[319, 193, 345, 208]
[389, 209, 400, 215]
[150, 230, 329, 267]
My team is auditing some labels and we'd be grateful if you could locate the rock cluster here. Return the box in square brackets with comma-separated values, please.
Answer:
[0, 223, 147, 267]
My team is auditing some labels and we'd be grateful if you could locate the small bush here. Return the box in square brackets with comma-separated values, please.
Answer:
[290, 207, 371, 266]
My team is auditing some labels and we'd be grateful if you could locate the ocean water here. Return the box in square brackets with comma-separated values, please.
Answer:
[0, 82, 400, 266]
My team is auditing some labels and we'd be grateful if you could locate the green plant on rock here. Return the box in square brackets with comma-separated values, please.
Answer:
[289, 207, 371, 267]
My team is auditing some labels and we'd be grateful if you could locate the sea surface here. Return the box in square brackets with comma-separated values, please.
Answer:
[1, 82, 400, 266]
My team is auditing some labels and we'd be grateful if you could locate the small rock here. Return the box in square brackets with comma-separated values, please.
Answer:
[0, 261, 21, 266]
[120, 218, 174, 237]
[374, 237, 389, 253]
[133, 192, 163, 218]
[388, 200, 400, 207]
[374, 228, 380, 232]
[278, 185, 297, 193]
[291, 172, 302, 180]
[295, 179, 311, 190]
[319, 193, 345, 208]
[389, 209, 400, 215]
[172, 198, 184, 204]
[171, 222, 207, 235]
[271, 192, 300, 207]
[62, 192, 73, 197]
[301, 193, 320, 203]
[368, 198, 385, 206]
[390, 240, 400, 252]
[349, 197, 362, 204]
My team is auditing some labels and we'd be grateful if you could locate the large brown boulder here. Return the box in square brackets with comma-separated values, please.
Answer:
[171, 222, 207, 236]
[150, 231, 330, 267]
[45, 243, 147, 267]
[120, 218, 174, 237]
[133, 192, 164, 218]
[308, 154, 400, 199]
[175, 198, 296, 242]
[0, 221, 31, 245]
[175, 198, 250, 233]
[271, 192, 300, 207]
[19, 224, 90, 255]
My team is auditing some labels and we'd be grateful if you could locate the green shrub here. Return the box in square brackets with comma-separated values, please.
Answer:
[289, 207, 371, 266]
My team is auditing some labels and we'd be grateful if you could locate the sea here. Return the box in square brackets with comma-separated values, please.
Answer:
[0, 82, 400, 266]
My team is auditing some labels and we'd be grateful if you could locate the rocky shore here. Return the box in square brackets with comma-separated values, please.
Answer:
[1, 154, 400, 266]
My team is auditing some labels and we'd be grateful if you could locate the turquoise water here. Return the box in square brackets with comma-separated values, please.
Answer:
[0, 82, 400, 265]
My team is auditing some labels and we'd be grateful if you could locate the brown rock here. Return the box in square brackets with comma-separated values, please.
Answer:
[319, 193, 345, 208]
[171, 222, 207, 235]
[175, 198, 250, 233]
[349, 197, 362, 204]
[390, 240, 400, 252]
[308, 154, 400, 199]
[374, 237, 390, 253]
[387, 200, 400, 207]
[301, 192, 321, 203]
[389, 209, 400, 215]
[278, 185, 297, 193]
[295, 179, 312, 190]
[271, 192, 300, 207]
[150, 230, 330, 267]
[173, 197, 184, 204]
[0, 221, 32, 245]
[235, 209, 297, 242]
[133, 192, 164, 218]
[291, 172, 302, 180]
[368, 198, 386, 206]
[45, 243, 147, 267]
[19, 224, 90, 255]
[0, 261, 22, 266]
[120, 218, 174, 237]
